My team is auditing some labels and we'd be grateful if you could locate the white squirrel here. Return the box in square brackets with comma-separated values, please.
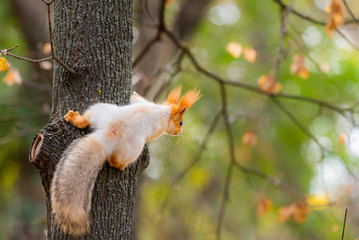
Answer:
[50, 86, 201, 235]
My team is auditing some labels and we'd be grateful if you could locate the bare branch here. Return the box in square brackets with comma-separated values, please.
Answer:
[335, 28, 359, 51]
[42, 0, 76, 75]
[215, 161, 234, 240]
[133, 0, 166, 68]
[342, 0, 359, 25]
[275, 4, 291, 80]
[272, 0, 326, 25]
[341, 208, 348, 240]
[1, 44, 52, 63]
[272, 0, 359, 26]
[171, 110, 221, 184]
[270, 97, 326, 152]
[5, 52, 52, 63]
[215, 83, 235, 240]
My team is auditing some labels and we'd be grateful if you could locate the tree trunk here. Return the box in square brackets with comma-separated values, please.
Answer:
[29, 0, 149, 239]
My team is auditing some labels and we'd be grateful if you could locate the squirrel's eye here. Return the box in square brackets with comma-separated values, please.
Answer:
[179, 121, 183, 126]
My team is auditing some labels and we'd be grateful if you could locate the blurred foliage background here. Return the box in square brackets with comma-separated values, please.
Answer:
[1, 0, 359, 239]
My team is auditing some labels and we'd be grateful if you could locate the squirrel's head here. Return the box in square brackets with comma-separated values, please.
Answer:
[164, 86, 201, 136]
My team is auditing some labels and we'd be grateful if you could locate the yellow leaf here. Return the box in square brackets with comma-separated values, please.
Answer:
[242, 130, 257, 147]
[257, 74, 282, 95]
[307, 194, 329, 210]
[290, 55, 309, 79]
[3, 69, 22, 86]
[257, 196, 272, 217]
[326, 0, 344, 37]
[226, 41, 242, 58]
[188, 167, 210, 190]
[243, 48, 256, 63]
[0, 57, 10, 72]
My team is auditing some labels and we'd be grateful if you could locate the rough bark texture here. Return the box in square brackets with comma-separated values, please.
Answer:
[29, 0, 149, 239]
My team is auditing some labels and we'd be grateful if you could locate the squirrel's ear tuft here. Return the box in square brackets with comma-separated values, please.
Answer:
[164, 86, 182, 105]
[177, 89, 201, 115]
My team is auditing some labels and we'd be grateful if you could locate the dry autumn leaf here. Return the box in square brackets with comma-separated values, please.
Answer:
[290, 55, 309, 79]
[242, 130, 257, 147]
[291, 202, 311, 223]
[165, 0, 176, 6]
[278, 205, 293, 223]
[326, 0, 344, 37]
[226, 41, 243, 58]
[257, 196, 272, 217]
[278, 201, 311, 223]
[339, 132, 347, 144]
[3, 69, 23, 86]
[42, 42, 52, 55]
[0, 57, 10, 72]
[257, 74, 282, 94]
[244, 48, 256, 63]
[39, 61, 53, 70]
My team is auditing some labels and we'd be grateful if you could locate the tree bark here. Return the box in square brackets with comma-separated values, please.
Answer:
[29, 0, 149, 239]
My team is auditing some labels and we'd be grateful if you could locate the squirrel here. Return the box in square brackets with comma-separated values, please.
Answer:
[50, 86, 201, 235]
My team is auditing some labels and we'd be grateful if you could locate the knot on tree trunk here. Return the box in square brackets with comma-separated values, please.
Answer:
[29, 119, 76, 191]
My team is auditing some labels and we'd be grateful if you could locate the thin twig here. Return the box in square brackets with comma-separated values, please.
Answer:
[133, 37, 160, 68]
[42, 0, 76, 75]
[1, 44, 19, 54]
[144, 0, 157, 24]
[271, 0, 326, 25]
[275, 3, 291, 81]
[164, 26, 352, 117]
[342, 0, 359, 25]
[272, 0, 359, 26]
[159, 111, 221, 213]
[171, 110, 221, 184]
[3, 52, 52, 63]
[215, 161, 234, 240]
[133, 0, 166, 68]
[270, 97, 326, 152]
[1, 44, 52, 63]
[335, 28, 359, 51]
[341, 208, 348, 240]
[215, 83, 236, 240]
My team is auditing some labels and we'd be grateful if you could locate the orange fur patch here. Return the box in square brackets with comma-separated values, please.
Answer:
[108, 154, 127, 171]
[108, 154, 120, 168]
[106, 121, 125, 139]
[137, 105, 149, 114]
[89, 137, 102, 151]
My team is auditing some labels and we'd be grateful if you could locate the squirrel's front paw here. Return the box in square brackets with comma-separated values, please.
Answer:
[64, 110, 79, 122]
